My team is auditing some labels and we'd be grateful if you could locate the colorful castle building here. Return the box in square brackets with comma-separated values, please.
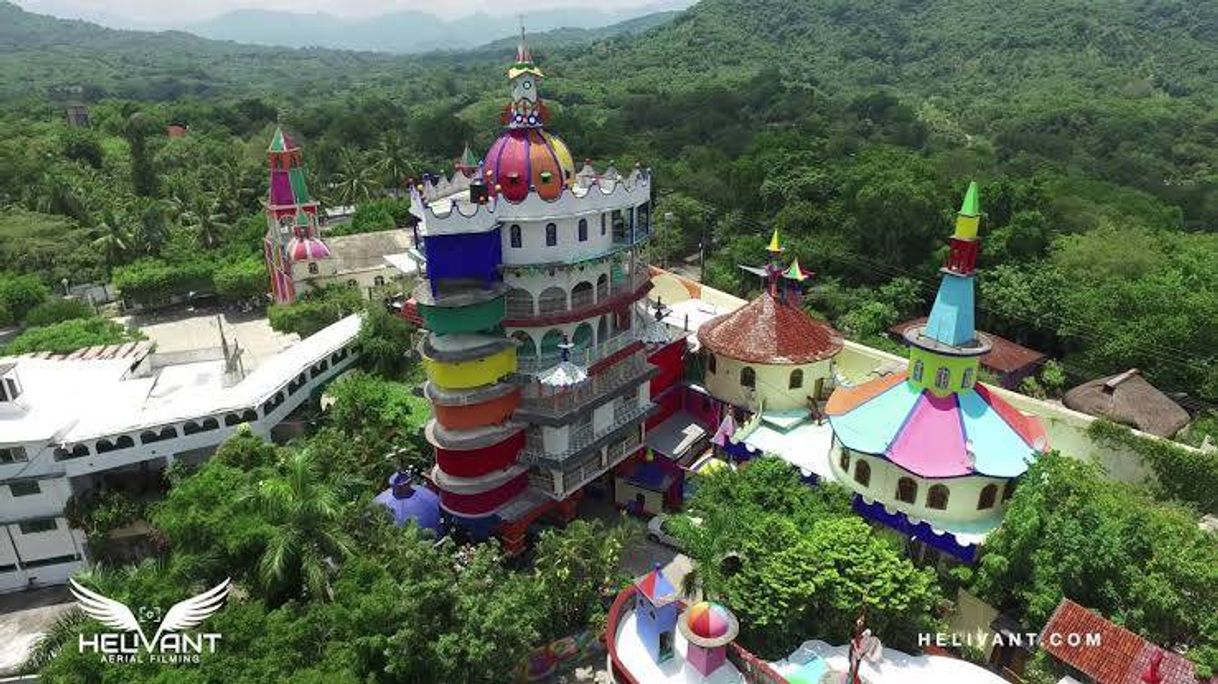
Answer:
[700, 231, 842, 414]
[825, 183, 1049, 562]
[410, 34, 656, 547]
[263, 127, 414, 303]
[264, 127, 333, 304]
[696, 233, 844, 480]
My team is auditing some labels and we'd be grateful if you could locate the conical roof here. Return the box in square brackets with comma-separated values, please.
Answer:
[698, 292, 842, 364]
[959, 180, 980, 217]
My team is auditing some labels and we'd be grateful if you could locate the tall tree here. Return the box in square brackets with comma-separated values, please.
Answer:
[244, 449, 353, 602]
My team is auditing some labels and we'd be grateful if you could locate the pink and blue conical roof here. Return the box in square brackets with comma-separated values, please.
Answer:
[827, 181, 1047, 479]
[827, 372, 1047, 478]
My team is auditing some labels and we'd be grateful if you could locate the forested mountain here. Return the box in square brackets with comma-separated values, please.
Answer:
[2, 0, 1218, 404]
[186, 4, 685, 53]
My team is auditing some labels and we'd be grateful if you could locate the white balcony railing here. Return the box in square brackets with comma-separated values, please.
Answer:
[518, 352, 650, 416]
[503, 266, 650, 322]
[521, 402, 651, 465]
[517, 328, 643, 375]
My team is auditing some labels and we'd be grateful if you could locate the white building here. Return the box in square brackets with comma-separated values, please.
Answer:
[0, 315, 361, 592]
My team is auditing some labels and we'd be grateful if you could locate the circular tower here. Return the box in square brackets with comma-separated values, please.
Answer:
[411, 33, 656, 546]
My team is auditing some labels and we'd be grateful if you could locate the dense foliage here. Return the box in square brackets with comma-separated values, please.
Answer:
[973, 451, 1218, 676]
[4, 316, 142, 354]
[32, 394, 636, 683]
[4, 0, 1217, 403]
[675, 459, 943, 658]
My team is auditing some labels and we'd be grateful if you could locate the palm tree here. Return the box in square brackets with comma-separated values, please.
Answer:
[91, 211, 132, 272]
[330, 149, 379, 207]
[182, 195, 232, 249]
[377, 133, 419, 197]
[130, 197, 171, 256]
[244, 450, 351, 601]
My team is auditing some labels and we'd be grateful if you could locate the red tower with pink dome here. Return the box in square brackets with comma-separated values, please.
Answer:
[264, 126, 332, 304]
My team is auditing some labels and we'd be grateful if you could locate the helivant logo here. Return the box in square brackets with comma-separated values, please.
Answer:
[70, 577, 230, 664]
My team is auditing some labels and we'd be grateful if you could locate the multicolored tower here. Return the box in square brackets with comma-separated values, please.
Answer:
[264, 127, 332, 304]
[825, 182, 1048, 562]
[410, 34, 656, 548]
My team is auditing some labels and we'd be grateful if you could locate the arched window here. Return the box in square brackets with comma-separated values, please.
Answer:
[596, 273, 609, 301]
[374, 275, 385, 287]
[114, 435, 134, 449]
[95, 439, 115, 453]
[540, 329, 565, 357]
[140, 430, 160, 445]
[538, 286, 567, 315]
[854, 460, 871, 488]
[510, 224, 522, 248]
[839, 450, 851, 473]
[978, 484, 998, 510]
[912, 359, 924, 382]
[600, 213, 607, 235]
[928, 484, 950, 510]
[224, 413, 243, 426]
[572, 323, 594, 351]
[962, 367, 975, 389]
[511, 330, 537, 358]
[740, 367, 755, 389]
[935, 367, 951, 390]
[1002, 480, 1017, 502]
[506, 288, 534, 318]
[571, 281, 594, 309]
[896, 477, 918, 504]
[789, 369, 804, 389]
[307, 262, 319, 275]
[578, 218, 588, 242]
[545, 223, 557, 246]
[200, 417, 220, 432]
[597, 315, 608, 343]
[707, 354, 717, 375]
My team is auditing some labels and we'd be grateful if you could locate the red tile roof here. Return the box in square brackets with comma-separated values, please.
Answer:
[890, 317, 1046, 374]
[1041, 599, 1214, 684]
[698, 292, 842, 365]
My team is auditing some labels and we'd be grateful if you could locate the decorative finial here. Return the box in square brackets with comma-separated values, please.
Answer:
[767, 228, 783, 254]
[558, 334, 574, 362]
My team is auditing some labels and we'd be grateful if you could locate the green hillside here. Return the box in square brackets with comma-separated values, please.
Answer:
[0, 1, 414, 100]
[2, 0, 1218, 402]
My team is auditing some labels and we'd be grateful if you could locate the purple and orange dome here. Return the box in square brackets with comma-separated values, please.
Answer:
[287, 236, 331, 261]
[680, 601, 739, 647]
[484, 128, 575, 202]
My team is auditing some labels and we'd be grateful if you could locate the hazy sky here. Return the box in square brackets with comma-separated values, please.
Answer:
[17, 0, 673, 24]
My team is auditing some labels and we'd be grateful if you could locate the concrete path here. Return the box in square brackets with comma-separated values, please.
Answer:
[0, 586, 76, 676]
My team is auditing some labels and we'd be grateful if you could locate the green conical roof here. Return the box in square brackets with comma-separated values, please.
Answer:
[959, 181, 980, 217]
[269, 126, 287, 153]
[295, 209, 310, 227]
[783, 258, 808, 281]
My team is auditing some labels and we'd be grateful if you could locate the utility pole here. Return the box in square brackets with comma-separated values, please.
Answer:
[700, 210, 715, 283]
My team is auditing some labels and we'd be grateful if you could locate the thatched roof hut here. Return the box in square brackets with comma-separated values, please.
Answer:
[1063, 368, 1190, 438]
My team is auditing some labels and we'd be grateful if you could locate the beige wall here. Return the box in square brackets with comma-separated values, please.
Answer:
[705, 355, 834, 411]
[830, 445, 1013, 526]
[949, 589, 1002, 660]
